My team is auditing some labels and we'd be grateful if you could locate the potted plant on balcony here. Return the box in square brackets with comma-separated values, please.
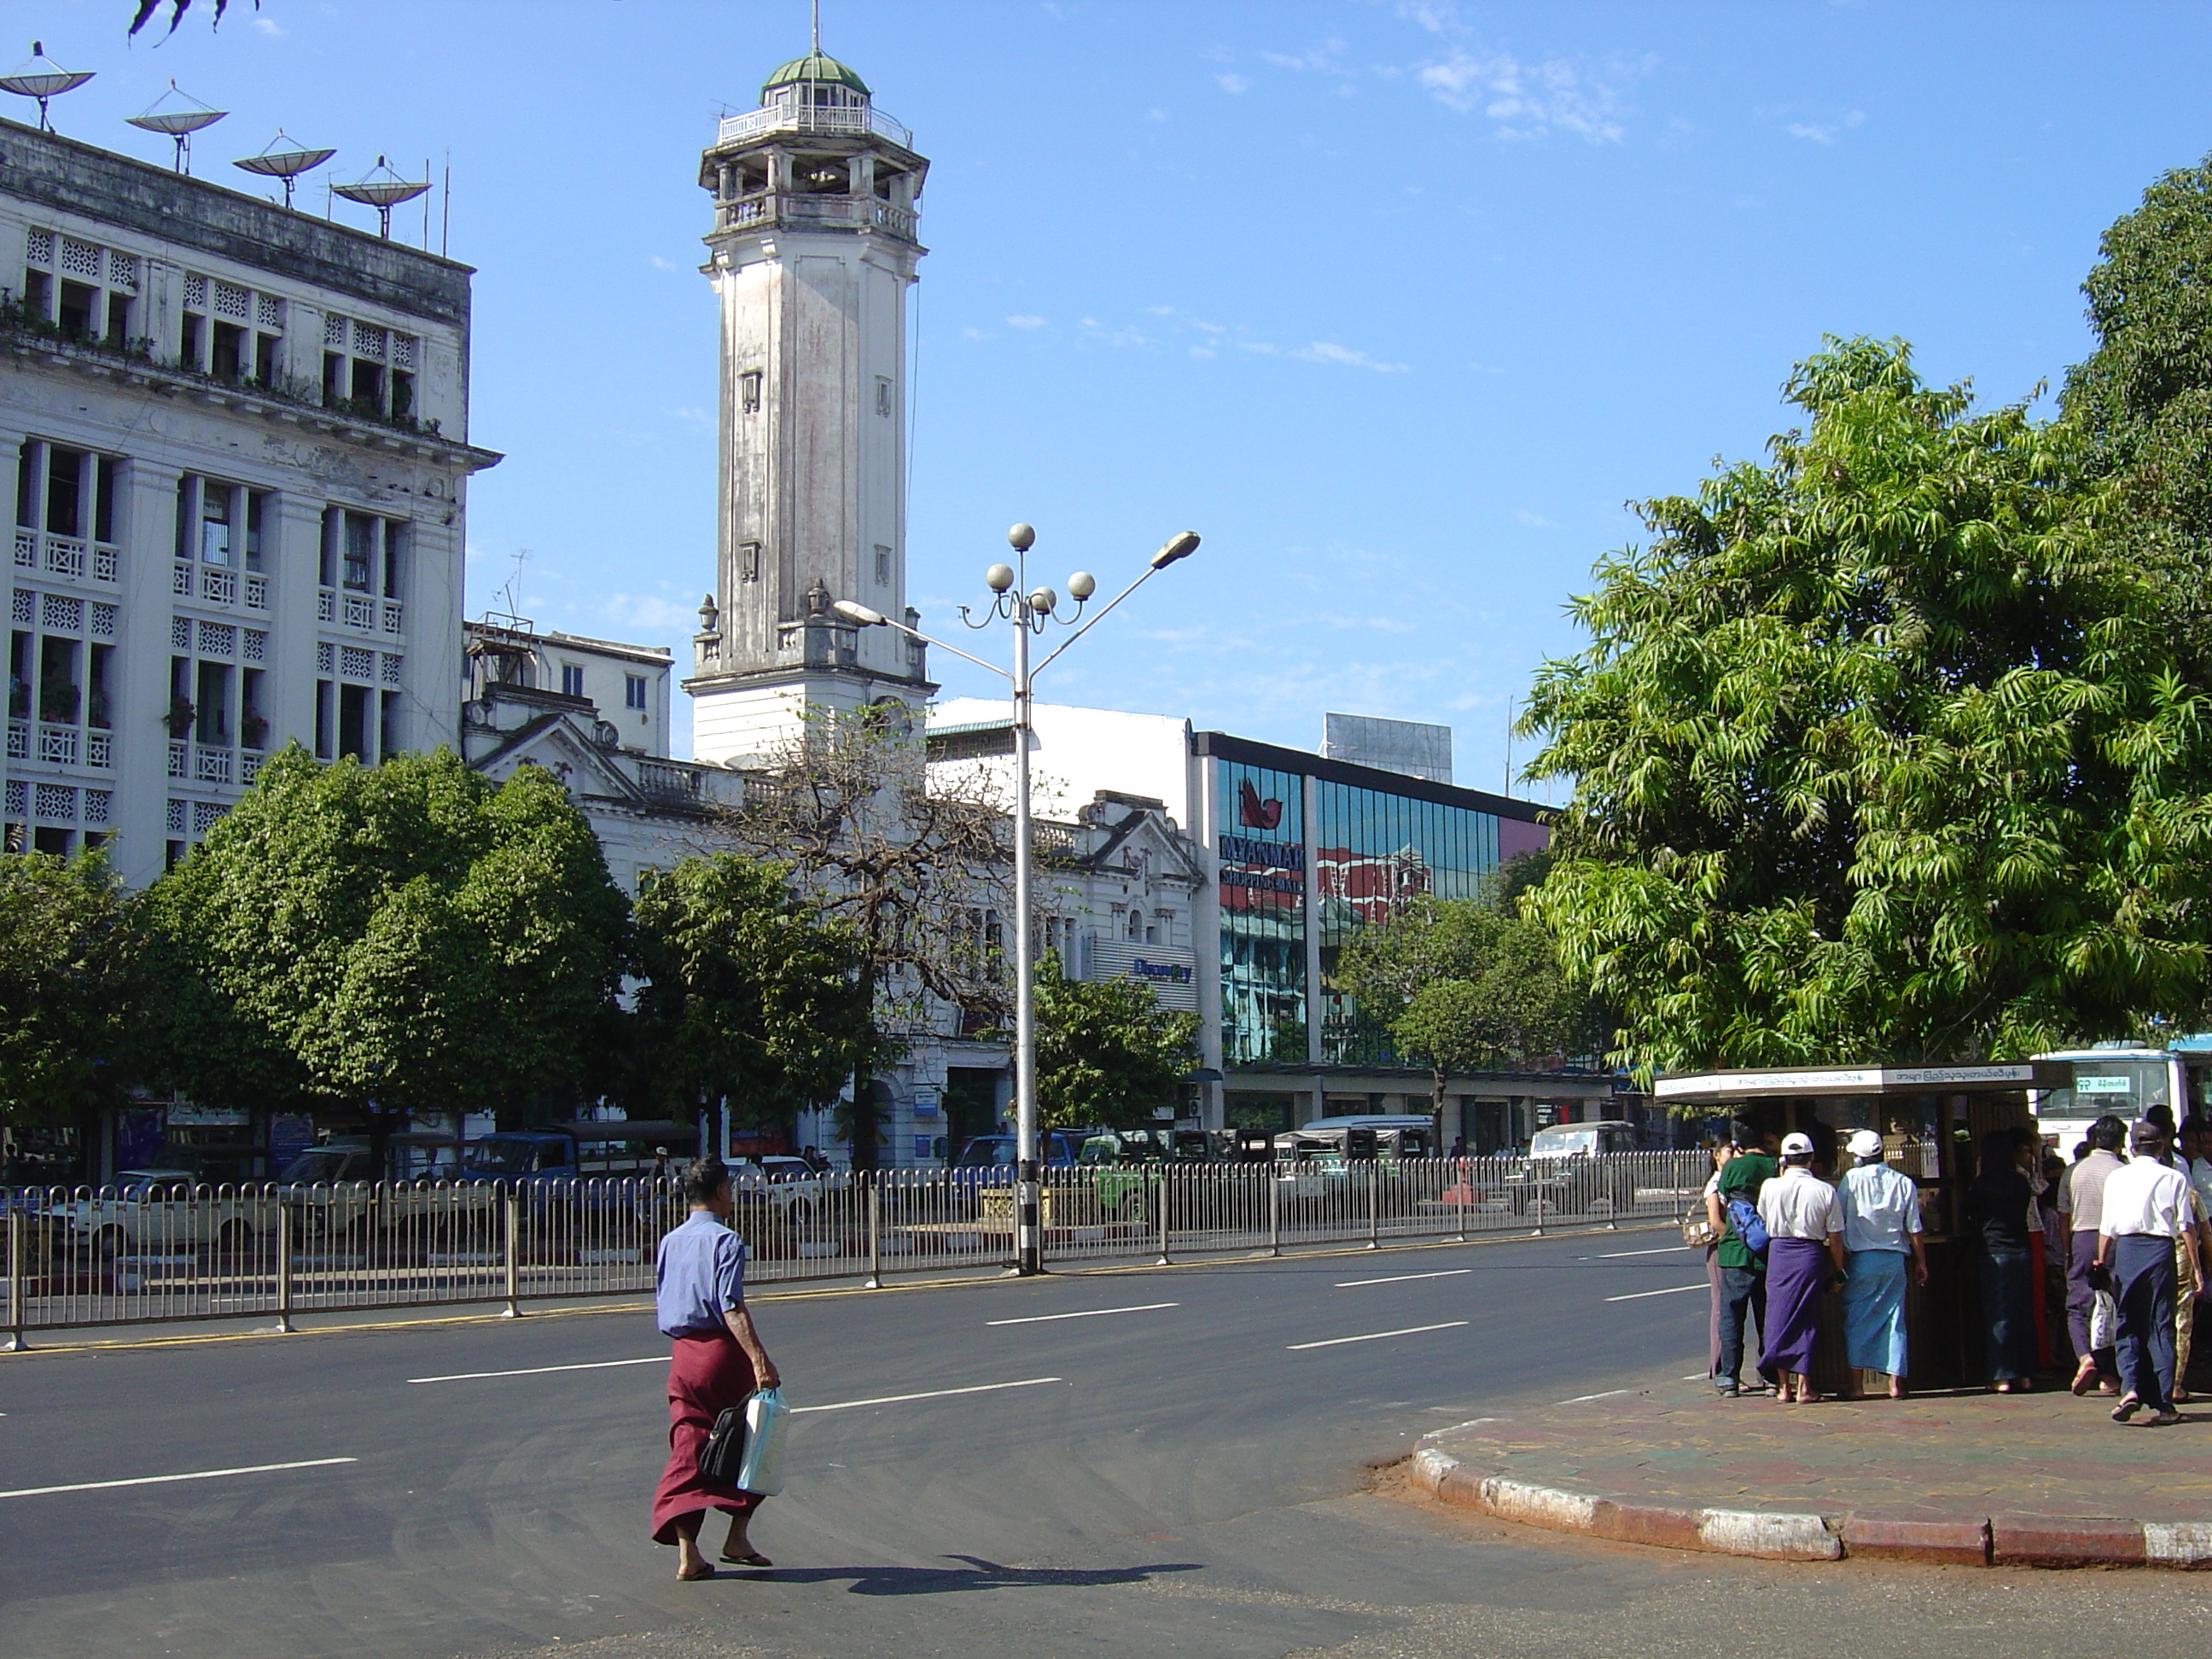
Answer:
[166, 696, 195, 739]
[242, 711, 269, 749]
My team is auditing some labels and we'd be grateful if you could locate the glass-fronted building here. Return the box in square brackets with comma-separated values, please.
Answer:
[1192, 732, 1615, 1147]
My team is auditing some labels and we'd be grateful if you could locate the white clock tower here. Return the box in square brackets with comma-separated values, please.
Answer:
[685, 47, 934, 764]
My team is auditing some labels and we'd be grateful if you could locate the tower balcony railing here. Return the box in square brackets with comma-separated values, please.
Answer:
[716, 102, 912, 151]
[719, 190, 917, 240]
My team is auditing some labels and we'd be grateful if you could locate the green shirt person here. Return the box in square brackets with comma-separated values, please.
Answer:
[1711, 1134, 1781, 1395]
[1716, 1147, 1780, 1272]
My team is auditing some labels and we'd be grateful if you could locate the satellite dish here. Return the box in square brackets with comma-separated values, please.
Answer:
[0, 42, 94, 134]
[125, 82, 228, 176]
[331, 154, 430, 239]
[233, 131, 337, 209]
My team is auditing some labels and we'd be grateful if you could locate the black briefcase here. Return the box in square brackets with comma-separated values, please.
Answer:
[699, 1406, 748, 1487]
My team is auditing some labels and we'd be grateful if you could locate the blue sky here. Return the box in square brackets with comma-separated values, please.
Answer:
[24, 2, 2212, 794]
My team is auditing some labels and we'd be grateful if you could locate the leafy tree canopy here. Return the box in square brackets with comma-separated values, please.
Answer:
[1333, 864, 1591, 1122]
[1028, 953, 1199, 1132]
[144, 747, 630, 1124]
[0, 849, 148, 1126]
[1521, 338, 2212, 1076]
[2063, 155, 2212, 683]
[628, 853, 870, 1131]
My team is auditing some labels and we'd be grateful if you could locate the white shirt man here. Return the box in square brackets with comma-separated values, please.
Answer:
[1760, 1161, 1844, 1241]
[2096, 1122, 2199, 1424]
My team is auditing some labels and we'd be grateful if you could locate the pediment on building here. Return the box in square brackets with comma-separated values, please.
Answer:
[470, 712, 643, 805]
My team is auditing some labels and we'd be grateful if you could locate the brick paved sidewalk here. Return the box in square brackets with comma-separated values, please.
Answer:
[1428, 1373, 2212, 1522]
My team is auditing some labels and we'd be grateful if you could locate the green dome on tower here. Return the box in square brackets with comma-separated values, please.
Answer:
[762, 51, 870, 96]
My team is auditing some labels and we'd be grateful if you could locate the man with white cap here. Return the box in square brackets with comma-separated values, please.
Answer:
[1836, 1127, 1927, 1398]
[2095, 1119, 2197, 1426]
[1757, 1132, 1847, 1403]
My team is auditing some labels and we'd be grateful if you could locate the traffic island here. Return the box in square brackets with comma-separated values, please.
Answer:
[1403, 1374, 2212, 1569]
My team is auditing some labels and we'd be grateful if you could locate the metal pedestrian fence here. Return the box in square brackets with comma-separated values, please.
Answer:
[0, 1152, 1711, 1343]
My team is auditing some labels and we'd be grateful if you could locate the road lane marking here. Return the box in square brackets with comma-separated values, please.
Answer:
[1588, 1246, 1689, 1259]
[1556, 1388, 1633, 1405]
[0, 1458, 358, 1499]
[986, 1302, 1179, 1326]
[1604, 1284, 1708, 1302]
[1287, 1320, 1469, 1351]
[409, 1356, 662, 1384]
[1335, 1268, 1473, 1288]
[791, 1377, 1064, 1413]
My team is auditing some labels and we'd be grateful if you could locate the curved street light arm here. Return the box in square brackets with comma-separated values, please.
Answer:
[1029, 564, 1161, 681]
[866, 612, 1011, 681]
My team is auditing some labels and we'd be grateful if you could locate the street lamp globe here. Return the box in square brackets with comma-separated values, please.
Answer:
[1027, 587, 1057, 617]
[1007, 522, 1037, 552]
[1067, 571, 1097, 601]
[985, 563, 1016, 593]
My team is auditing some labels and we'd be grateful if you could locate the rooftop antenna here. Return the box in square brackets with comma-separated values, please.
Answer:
[332, 154, 432, 239]
[126, 81, 228, 175]
[0, 43, 94, 134]
[232, 130, 336, 208]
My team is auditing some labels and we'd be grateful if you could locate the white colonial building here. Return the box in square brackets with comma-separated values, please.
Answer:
[1, 114, 498, 886]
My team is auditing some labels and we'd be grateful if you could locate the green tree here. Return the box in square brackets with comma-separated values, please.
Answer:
[2063, 154, 2212, 685]
[1333, 869, 1588, 1127]
[1520, 338, 2212, 1079]
[1028, 954, 1200, 1132]
[144, 747, 630, 1167]
[0, 848, 147, 1126]
[628, 854, 872, 1143]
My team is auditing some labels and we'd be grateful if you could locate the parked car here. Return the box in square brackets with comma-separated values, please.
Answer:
[1499, 1121, 1643, 1216]
[40, 1169, 259, 1260]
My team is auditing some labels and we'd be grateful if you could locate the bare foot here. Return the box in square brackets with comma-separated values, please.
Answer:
[676, 1538, 715, 1581]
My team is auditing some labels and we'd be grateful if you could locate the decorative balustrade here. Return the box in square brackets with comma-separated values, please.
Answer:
[342, 594, 375, 630]
[167, 740, 189, 779]
[719, 191, 917, 239]
[37, 724, 78, 765]
[172, 561, 193, 597]
[716, 101, 912, 148]
[245, 576, 269, 611]
[317, 589, 335, 622]
[381, 598, 404, 635]
[85, 731, 111, 768]
[18, 529, 115, 584]
[5, 720, 26, 760]
[200, 567, 236, 605]
[194, 746, 233, 785]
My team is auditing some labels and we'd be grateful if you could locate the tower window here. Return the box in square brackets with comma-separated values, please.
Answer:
[874, 545, 892, 586]
[741, 370, 762, 415]
[561, 663, 586, 698]
[625, 673, 648, 711]
[876, 376, 893, 417]
[740, 540, 761, 583]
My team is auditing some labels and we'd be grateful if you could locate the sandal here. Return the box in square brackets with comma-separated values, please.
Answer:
[720, 1549, 774, 1568]
[2073, 1358, 2099, 1396]
[677, 1563, 717, 1581]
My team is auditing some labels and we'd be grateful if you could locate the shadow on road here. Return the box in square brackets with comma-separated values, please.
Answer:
[718, 1556, 1204, 1596]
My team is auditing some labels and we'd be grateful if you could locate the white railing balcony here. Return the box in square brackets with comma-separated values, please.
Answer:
[195, 745, 233, 785]
[85, 730, 112, 768]
[716, 101, 911, 150]
[167, 740, 189, 779]
[245, 576, 269, 611]
[173, 561, 194, 597]
[201, 567, 236, 605]
[719, 190, 916, 240]
[15, 531, 114, 584]
[38, 723, 79, 765]
[342, 593, 375, 630]
[241, 753, 263, 786]
[5, 719, 26, 760]
[317, 589, 335, 622]
[381, 598, 404, 634]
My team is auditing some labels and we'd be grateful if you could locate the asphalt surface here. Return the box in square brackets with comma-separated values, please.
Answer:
[9, 1227, 2212, 1659]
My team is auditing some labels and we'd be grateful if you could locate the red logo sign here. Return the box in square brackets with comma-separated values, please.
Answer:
[1237, 779, 1283, 831]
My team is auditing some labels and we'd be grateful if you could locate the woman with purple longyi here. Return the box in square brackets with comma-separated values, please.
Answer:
[1757, 1132, 1847, 1403]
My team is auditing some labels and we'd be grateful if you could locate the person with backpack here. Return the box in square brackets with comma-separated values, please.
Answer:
[1712, 1124, 1780, 1396]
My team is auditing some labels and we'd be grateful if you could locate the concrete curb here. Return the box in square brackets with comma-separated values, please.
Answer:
[1406, 1444, 2208, 1569]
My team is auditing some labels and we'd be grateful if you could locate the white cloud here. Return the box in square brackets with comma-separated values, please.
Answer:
[1004, 314, 1047, 329]
[1295, 341, 1409, 373]
[1788, 110, 1866, 144]
[1145, 108, 1169, 122]
[1515, 509, 1552, 527]
[1417, 49, 1627, 141]
[1215, 73, 1251, 95]
[253, 15, 284, 35]
[962, 325, 991, 341]
[649, 254, 684, 272]
[602, 594, 700, 634]
[1261, 39, 1353, 74]
[669, 407, 713, 425]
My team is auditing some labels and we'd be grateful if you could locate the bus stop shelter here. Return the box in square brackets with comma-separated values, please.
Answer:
[1652, 1061, 2074, 1392]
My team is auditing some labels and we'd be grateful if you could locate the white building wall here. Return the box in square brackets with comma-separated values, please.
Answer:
[929, 699, 1196, 828]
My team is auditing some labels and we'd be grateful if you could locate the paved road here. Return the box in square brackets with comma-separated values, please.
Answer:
[7, 1228, 2210, 1659]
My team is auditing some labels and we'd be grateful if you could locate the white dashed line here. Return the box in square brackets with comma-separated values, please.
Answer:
[0, 1458, 358, 1499]
[1287, 1321, 1470, 1351]
[1335, 1269, 1473, 1288]
[986, 1302, 1179, 1326]
[791, 1377, 1065, 1413]
[1604, 1284, 1708, 1303]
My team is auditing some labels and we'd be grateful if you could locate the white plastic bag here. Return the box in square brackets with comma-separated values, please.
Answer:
[735, 1386, 789, 1497]
[2090, 1287, 2118, 1353]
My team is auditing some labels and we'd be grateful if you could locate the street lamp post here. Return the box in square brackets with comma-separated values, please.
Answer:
[835, 522, 1199, 1276]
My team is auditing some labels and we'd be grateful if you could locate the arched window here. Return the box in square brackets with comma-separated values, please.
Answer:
[1126, 909, 1144, 941]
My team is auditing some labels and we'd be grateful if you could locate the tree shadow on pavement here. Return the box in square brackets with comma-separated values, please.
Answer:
[725, 1557, 1203, 1597]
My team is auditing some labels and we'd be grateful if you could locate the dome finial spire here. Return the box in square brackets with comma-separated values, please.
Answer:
[812, 0, 821, 55]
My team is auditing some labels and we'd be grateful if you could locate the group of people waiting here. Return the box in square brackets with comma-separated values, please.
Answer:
[1700, 1109, 2212, 1422]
